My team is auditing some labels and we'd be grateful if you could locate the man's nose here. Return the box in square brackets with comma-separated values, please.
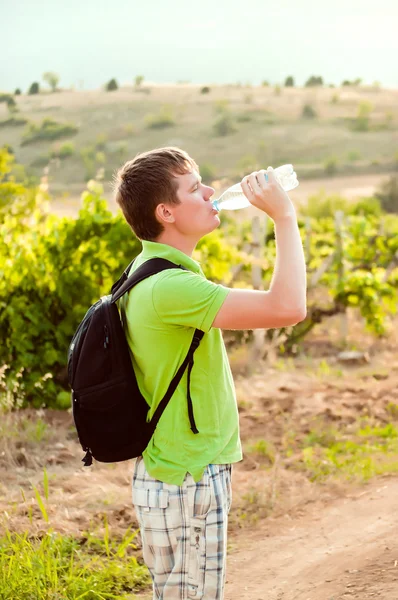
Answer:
[206, 186, 215, 199]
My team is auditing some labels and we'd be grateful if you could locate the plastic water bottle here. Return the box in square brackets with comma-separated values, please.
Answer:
[212, 164, 299, 211]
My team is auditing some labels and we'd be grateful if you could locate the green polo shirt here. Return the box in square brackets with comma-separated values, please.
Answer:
[119, 240, 242, 485]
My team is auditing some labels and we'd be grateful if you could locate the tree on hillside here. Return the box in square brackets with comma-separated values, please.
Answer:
[28, 82, 40, 95]
[43, 71, 60, 92]
[305, 75, 323, 87]
[105, 78, 118, 91]
[134, 75, 144, 87]
[284, 76, 295, 87]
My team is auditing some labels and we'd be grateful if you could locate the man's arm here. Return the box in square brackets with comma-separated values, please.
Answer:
[212, 168, 307, 330]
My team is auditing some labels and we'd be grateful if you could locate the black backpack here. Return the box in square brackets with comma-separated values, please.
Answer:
[67, 257, 204, 466]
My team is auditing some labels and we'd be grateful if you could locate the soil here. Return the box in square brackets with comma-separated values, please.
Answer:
[2, 334, 398, 599]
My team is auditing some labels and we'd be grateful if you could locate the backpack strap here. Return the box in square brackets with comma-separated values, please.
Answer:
[150, 328, 205, 434]
[111, 258, 184, 303]
[110, 257, 204, 435]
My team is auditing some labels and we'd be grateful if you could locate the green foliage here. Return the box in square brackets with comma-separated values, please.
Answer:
[0, 527, 150, 599]
[0, 147, 28, 213]
[21, 118, 78, 145]
[376, 175, 398, 213]
[105, 78, 118, 91]
[347, 150, 361, 162]
[199, 162, 216, 184]
[2, 148, 398, 405]
[342, 78, 362, 87]
[324, 156, 338, 175]
[352, 101, 373, 132]
[302, 422, 398, 482]
[134, 74, 144, 87]
[200, 86, 211, 94]
[0, 93, 14, 104]
[261, 80, 269, 87]
[0, 116, 28, 128]
[43, 71, 60, 92]
[6, 96, 17, 112]
[213, 112, 236, 137]
[51, 141, 75, 159]
[284, 76, 294, 87]
[28, 82, 40, 95]
[301, 103, 317, 119]
[0, 175, 141, 406]
[330, 93, 339, 104]
[274, 84, 282, 96]
[14, 88, 21, 95]
[305, 75, 323, 87]
[144, 105, 175, 129]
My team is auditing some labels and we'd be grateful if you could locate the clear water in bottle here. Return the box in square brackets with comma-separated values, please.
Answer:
[212, 164, 299, 211]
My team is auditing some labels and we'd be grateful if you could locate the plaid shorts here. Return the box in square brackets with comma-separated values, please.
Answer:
[132, 457, 232, 599]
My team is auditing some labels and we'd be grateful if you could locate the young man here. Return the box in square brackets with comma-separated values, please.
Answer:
[114, 147, 306, 599]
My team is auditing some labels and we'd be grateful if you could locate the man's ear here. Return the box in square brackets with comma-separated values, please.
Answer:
[155, 203, 176, 224]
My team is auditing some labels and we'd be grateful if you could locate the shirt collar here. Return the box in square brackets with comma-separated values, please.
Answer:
[140, 240, 202, 275]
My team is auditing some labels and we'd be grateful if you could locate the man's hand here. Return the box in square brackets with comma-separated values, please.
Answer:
[241, 167, 296, 222]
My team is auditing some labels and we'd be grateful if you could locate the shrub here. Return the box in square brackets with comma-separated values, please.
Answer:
[14, 88, 21, 95]
[342, 78, 362, 87]
[236, 112, 253, 123]
[0, 93, 13, 104]
[28, 82, 40, 95]
[134, 75, 144, 87]
[200, 86, 211, 94]
[330, 93, 339, 104]
[199, 163, 217, 184]
[214, 99, 230, 114]
[43, 71, 60, 92]
[324, 156, 338, 175]
[261, 80, 269, 87]
[21, 118, 78, 145]
[284, 76, 295, 87]
[305, 75, 323, 87]
[105, 78, 118, 91]
[144, 105, 175, 129]
[352, 101, 373, 132]
[52, 141, 75, 159]
[347, 150, 361, 162]
[300, 191, 352, 218]
[95, 133, 108, 150]
[274, 84, 282, 96]
[213, 112, 236, 136]
[6, 97, 17, 113]
[0, 116, 28, 128]
[0, 181, 141, 406]
[302, 103, 317, 119]
[376, 176, 398, 213]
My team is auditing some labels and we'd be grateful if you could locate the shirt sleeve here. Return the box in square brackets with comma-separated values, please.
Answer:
[151, 269, 230, 333]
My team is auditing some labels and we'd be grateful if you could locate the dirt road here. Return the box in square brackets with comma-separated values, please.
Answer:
[226, 477, 398, 600]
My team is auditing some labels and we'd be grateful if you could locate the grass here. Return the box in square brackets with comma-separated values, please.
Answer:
[0, 527, 150, 599]
[290, 420, 398, 483]
[0, 472, 150, 599]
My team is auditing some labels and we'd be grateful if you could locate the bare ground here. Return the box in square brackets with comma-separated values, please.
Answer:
[2, 328, 398, 598]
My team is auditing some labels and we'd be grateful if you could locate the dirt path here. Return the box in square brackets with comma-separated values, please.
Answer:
[226, 476, 398, 600]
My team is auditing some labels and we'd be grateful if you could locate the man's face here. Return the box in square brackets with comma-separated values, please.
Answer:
[170, 170, 220, 237]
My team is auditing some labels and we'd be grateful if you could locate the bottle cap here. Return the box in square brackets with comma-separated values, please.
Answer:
[212, 200, 220, 212]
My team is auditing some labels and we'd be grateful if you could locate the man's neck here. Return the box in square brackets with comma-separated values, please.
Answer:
[154, 231, 198, 257]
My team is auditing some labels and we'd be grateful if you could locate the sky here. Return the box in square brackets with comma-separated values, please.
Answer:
[2, 0, 398, 91]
